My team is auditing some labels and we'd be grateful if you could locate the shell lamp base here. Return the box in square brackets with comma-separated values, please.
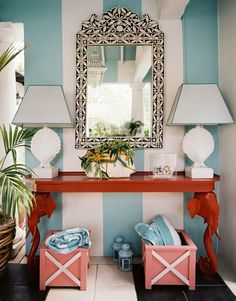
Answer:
[33, 166, 58, 178]
[185, 166, 213, 178]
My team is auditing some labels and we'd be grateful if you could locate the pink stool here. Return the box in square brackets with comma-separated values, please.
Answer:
[40, 230, 90, 291]
[142, 230, 197, 290]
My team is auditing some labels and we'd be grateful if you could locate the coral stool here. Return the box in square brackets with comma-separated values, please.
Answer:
[142, 230, 197, 290]
[39, 230, 90, 291]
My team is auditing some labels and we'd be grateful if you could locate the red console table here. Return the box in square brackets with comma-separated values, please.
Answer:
[35, 171, 219, 193]
[30, 172, 220, 276]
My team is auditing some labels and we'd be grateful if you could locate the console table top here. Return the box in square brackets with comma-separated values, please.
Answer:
[35, 171, 220, 193]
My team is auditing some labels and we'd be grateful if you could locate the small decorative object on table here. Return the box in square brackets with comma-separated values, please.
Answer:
[153, 154, 176, 178]
[112, 236, 125, 262]
[118, 243, 133, 272]
[79, 140, 135, 179]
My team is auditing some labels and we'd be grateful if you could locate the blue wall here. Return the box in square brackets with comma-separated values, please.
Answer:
[182, 0, 219, 256]
[0, 0, 63, 251]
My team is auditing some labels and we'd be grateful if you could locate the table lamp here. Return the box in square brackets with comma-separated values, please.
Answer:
[167, 84, 233, 178]
[12, 85, 72, 178]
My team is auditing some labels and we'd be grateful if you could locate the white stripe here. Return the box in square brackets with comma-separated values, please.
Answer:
[143, 192, 183, 229]
[62, 192, 103, 256]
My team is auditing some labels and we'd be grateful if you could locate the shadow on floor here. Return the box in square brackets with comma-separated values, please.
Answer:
[132, 264, 236, 301]
[0, 263, 48, 301]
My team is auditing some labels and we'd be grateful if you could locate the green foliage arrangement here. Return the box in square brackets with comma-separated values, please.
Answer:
[79, 140, 135, 179]
[0, 125, 37, 221]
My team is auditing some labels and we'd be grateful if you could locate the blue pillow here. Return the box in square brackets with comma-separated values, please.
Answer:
[135, 222, 164, 245]
[135, 215, 181, 246]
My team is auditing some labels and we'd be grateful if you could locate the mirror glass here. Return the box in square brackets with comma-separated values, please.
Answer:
[87, 45, 152, 138]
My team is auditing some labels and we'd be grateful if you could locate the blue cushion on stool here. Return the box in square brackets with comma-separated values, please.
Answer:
[135, 214, 181, 246]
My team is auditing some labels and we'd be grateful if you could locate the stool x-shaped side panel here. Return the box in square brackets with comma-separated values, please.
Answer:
[45, 251, 81, 286]
[151, 250, 190, 286]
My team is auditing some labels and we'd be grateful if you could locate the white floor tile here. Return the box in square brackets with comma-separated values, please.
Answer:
[90, 256, 115, 265]
[45, 265, 97, 301]
[87, 265, 97, 287]
[96, 265, 134, 286]
[94, 284, 137, 301]
[20, 256, 27, 264]
[90, 256, 141, 265]
[45, 263, 137, 301]
[46, 287, 95, 301]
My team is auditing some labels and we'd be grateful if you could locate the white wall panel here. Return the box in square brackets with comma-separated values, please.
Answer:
[63, 128, 85, 171]
[62, 192, 103, 256]
[143, 192, 183, 228]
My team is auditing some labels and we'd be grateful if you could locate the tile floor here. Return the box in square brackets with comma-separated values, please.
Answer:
[45, 256, 236, 301]
[46, 257, 137, 301]
[6, 255, 236, 301]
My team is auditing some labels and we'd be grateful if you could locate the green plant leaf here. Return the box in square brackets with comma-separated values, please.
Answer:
[0, 125, 36, 220]
[0, 43, 27, 72]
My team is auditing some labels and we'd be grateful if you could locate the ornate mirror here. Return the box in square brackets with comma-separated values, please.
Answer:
[75, 7, 164, 148]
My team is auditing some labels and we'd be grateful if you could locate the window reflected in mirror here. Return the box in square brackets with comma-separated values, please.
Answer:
[87, 45, 152, 138]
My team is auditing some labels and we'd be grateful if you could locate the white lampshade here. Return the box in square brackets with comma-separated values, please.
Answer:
[167, 84, 233, 125]
[12, 85, 72, 127]
[167, 84, 233, 178]
[12, 85, 72, 178]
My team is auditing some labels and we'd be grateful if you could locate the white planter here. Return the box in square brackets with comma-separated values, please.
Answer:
[86, 158, 135, 178]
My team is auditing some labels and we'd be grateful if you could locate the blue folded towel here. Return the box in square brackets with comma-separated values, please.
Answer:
[46, 228, 91, 254]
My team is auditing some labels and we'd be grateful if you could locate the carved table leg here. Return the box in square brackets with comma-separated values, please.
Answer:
[187, 192, 220, 276]
[27, 193, 56, 269]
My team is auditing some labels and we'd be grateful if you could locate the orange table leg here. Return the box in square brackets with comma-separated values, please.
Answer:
[27, 193, 56, 269]
[187, 192, 220, 276]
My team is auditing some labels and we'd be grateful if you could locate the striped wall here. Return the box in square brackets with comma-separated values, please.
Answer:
[0, 0, 219, 257]
[61, 0, 184, 256]
[182, 0, 219, 256]
[0, 0, 63, 251]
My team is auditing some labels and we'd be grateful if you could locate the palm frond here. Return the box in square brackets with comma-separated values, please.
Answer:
[0, 125, 37, 164]
[0, 125, 36, 221]
[0, 43, 27, 72]
[0, 165, 34, 219]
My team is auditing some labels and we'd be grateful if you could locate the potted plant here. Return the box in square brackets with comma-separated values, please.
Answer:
[0, 125, 36, 275]
[0, 43, 35, 276]
[79, 140, 135, 179]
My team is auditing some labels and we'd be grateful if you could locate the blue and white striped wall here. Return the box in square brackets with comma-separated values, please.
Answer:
[0, 0, 219, 256]
[62, 0, 184, 256]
